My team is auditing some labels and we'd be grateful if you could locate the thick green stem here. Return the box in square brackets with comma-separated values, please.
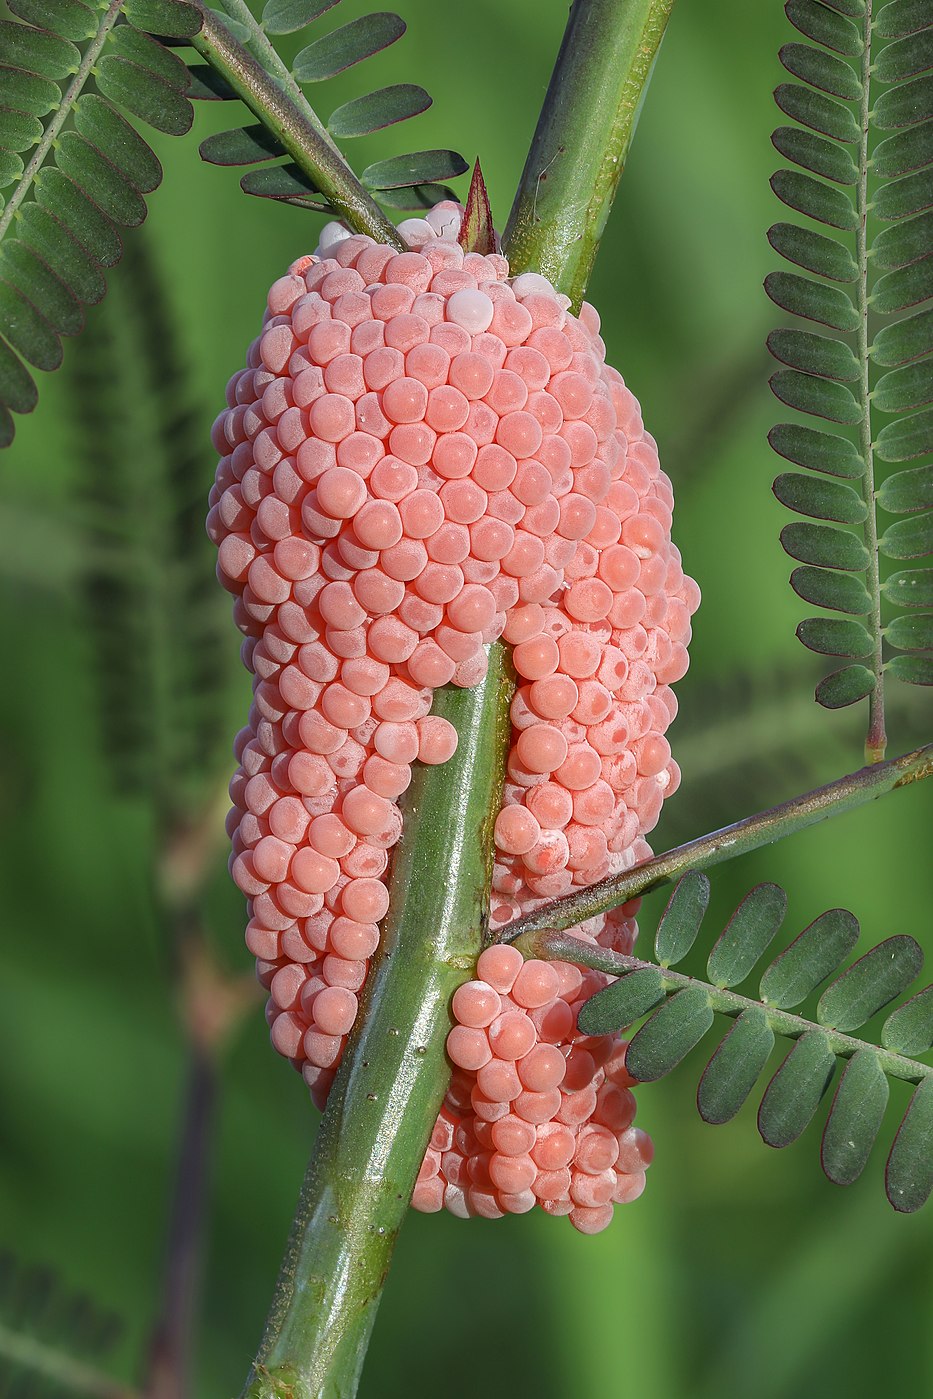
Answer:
[856, 0, 886, 763]
[525, 933, 933, 1087]
[239, 3, 679, 1393]
[241, 647, 512, 1399]
[496, 743, 933, 945]
[503, 0, 676, 311]
[190, 7, 402, 246]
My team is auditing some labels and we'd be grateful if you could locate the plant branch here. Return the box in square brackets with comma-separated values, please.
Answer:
[523, 932, 933, 1088]
[503, 0, 676, 311]
[0, 1322, 138, 1399]
[856, 0, 886, 763]
[190, 5, 402, 245]
[494, 743, 933, 944]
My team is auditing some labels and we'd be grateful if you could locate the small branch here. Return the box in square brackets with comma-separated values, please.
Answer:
[190, 5, 402, 246]
[495, 743, 933, 945]
[0, 1322, 138, 1399]
[856, 0, 886, 763]
[524, 932, 933, 1088]
[503, 0, 676, 310]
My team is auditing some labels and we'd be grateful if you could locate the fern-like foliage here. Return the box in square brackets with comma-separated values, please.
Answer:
[0, 1252, 126, 1398]
[573, 871, 933, 1211]
[0, 0, 202, 446]
[193, 0, 466, 211]
[68, 232, 232, 819]
[766, 0, 933, 743]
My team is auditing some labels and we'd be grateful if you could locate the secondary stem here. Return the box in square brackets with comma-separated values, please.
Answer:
[857, 0, 886, 763]
[495, 743, 933, 944]
[503, 0, 676, 311]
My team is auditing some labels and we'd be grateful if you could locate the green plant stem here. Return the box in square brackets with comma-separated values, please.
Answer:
[241, 647, 512, 1399]
[0, 1322, 138, 1399]
[503, 0, 676, 310]
[0, 0, 124, 244]
[857, 0, 886, 763]
[524, 932, 933, 1088]
[495, 743, 933, 945]
[190, 6, 402, 245]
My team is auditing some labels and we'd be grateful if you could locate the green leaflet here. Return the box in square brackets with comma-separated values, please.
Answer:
[873, 74, 933, 130]
[872, 256, 933, 314]
[874, 28, 933, 83]
[329, 84, 432, 138]
[760, 908, 860, 1008]
[883, 985, 933, 1055]
[791, 564, 872, 612]
[8, 0, 98, 42]
[887, 652, 933, 683]
[872, 120, 933, 178]
[876, 406, 933, 460]
[796, 614, 874, 654]
[768, 422, 865, 475]
[696, 1009, 775, 1125]
[764, 271, 859, 331]
[759, 1029, 837, 1147]
[886, 1077, 933, 1211]
[883, 567, 933, 607]
[54, 132, 146, 227]
[884, 461, 933, 512]
[874, 359, 933, 413]
[875, 0, 933, 39]
[770, 168, 858, 229]
[293, 12, 406, 81]
[262, 0, 340, 35]
[199, 124, 286, 166]
[625, 987, 714, 1083]
[707, 884, 786, 989]
[821, 1049, 889, 1184]
[885, 611, 933, 648]
[0, 66, 61, 117]
[773, 471, 868, 521]
[769, 220, 858, 280]
[779, 41, 863, 100]
[871, 306, 933, 365]
[0, 241, 83, 335]
[781, 520, 870, 569]
[575, 968, 665, 1037]
[73, 96, 162, 194]
[34, 166, 124, 267]
[0, 20, 79, 78]
[0, 109, 44, 154]
[785, 0, 864, 55]
[768, 326, 860, 379]
[362, 149, 469, 191]
[774, 82, 861, 141]
[95, 54, 194, 135]
[240, 163, 327, 207]
[871, 208, 933, 267]
[770, 370, 862, 422]
[872, 167, 933, 219]
[654, 870, 710, 967]
[880, 510, 933, 559]
[818, 935, 925, 1029]
[814, 663, 876, 707]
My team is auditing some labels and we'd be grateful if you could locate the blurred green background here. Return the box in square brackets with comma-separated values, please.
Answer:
[1, 1, 931, 1396]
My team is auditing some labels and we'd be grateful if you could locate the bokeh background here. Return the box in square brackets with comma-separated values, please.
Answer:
[2, 1, 931, 1395]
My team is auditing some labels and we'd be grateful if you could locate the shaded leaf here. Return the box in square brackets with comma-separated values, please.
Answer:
[0, 336, 37, 413]
[876, 406, 933, 459]
[363, 149, 469, 191]
[186, 62, 237, 100]
[95, 56, 193, 135]
[770, 168, 858, 229]
[760, 907, 860, 1009]
[872, 120, 933, 178]
[886, 1076, 933, 1211]
[328, 84, 431, 138]
[767, 327, 860, 379]
[872, 210, 933, 271]
[883, 566, 933, 606]
[875, 28, 933, 83]
[654, 870, 710, 967]
[17, 202, 106, 303]
[796, 614, 873, 653]
[73, 95, 161, 194]
[768, 221, 858, 280]
[878, 462, 933, 512]
[873, 167, 933, 220]
[772, 125, 858, 182]
[874, 360, 933, 413]
[377, 182, 458, 209]
[0, 281, 60, 371]
[0, 20, 79, 79]
[108, 22, 190, 89]
[764, 270, 859, 330]
[626, 987, 714, 1083]
[875, 0, 933, 37]
[818, 936, 924, 1029]
[0, 149, 25, 188]
[759, 1028, 836, 1146]
[887, 652, 933, 682]
[821, 1048, 889, 1184]
[885, 611, 933, 647]
[199, 124, 285, 166]
[576, 968, 665, 1037]
[262, 0, 340, 34]
[815, 663, 875, 706]
[873, 74, 933, 130]
[0, 241, 84, 335]
[882, 984, 933, 1055]
[774, 81, 860, 141]
[55, 131, 146, 227]
[871, 306, 933, 366]
[880, 510, 933, 558]
[697, 1008, 776, 1125]
[708, 884, 787, 988]
[779, 40, 863, 99]
[240, 163, 326, 206]
[770, 369, 863, 422]
[791, 564, 872, 611]
[123, 0, 203, 37]
[781, 520, 870, 568]
[768, 421, 864, 475]
[785, 0, 863, 55]
[35, 166, 122, 269]
[773, 471, 867, 520]
[293, 12, 406, 81]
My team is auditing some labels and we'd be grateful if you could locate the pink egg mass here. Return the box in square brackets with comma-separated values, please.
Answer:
[208, 201, 699, 1234]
